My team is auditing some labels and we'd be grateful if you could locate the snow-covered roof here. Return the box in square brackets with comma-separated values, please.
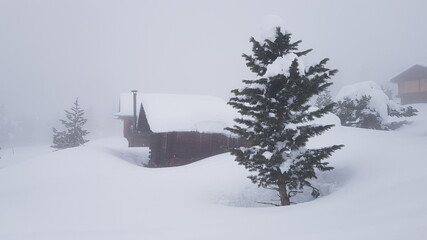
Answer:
[390, 64, 427, 83]
[115, 93, 238, 134]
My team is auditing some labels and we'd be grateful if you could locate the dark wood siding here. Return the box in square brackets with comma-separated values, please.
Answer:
[119, 98, 244, 167]
[149, 132, 242, 167]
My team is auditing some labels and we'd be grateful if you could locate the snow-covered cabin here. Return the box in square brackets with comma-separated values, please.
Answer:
[115, 92, 242, 167]
[391, 64, 427, 104]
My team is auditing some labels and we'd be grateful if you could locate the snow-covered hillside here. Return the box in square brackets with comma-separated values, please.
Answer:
[0, 105, 426, 240]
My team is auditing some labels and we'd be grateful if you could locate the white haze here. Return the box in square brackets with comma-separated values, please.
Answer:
[1, 0, 426, 146]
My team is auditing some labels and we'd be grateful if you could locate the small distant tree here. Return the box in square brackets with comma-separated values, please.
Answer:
[52, 98, 89, 150]
[315, 89, 333, 108]
[227, 24, 343, 206]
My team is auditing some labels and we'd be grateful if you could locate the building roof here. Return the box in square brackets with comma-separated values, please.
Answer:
[115, 93, 238, 134]
[390, 64, 427, 83]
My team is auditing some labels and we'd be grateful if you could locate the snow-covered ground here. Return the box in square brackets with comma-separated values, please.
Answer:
[0, 105, 426, 240]
[0, 145, 52, 169]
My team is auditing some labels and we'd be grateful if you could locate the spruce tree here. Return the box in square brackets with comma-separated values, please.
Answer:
[315, 89, 333, 109]
[52, 98, 89, 150]
[227, 26, 343, 206]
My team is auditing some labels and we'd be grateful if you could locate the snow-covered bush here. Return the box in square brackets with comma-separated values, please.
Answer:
[334, 81, 417, 130]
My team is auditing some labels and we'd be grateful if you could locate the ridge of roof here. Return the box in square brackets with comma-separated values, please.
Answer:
[390, 64, 427, 83]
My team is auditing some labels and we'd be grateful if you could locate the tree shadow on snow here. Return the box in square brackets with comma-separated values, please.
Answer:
[216, 166, 354, 208]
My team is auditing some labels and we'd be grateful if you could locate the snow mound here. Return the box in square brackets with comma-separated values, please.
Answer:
[1, 105, 427, 239]
[310, 107, 341, 126]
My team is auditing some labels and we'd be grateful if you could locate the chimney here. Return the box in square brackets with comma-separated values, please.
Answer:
[132, 90, 138, 131]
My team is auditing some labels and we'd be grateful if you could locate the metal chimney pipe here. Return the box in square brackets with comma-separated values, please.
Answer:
[132, 90, 138, 131]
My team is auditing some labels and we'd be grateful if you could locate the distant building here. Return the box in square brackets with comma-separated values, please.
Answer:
[390, 64, 427, 104]
[115, 92, 242, 167]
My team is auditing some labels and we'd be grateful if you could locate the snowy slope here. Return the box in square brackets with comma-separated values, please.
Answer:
[0, 145, 52, 169]
[0, 106, 426, 240]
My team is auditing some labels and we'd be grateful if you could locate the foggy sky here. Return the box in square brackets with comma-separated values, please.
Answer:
[1, 0, 426, 145]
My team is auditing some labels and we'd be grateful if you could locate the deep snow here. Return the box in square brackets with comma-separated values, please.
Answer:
[0, 105, 426, 240]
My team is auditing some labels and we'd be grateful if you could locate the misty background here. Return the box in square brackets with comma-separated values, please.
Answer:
[1, 0, 426, 147]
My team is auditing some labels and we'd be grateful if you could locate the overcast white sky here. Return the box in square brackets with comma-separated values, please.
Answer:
[1, 0, 426, 144]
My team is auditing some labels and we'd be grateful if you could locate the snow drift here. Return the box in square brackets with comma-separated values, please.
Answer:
[0, 106, 426, 240]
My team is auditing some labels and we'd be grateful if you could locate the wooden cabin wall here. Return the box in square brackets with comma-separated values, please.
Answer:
[399, 80, 419, 95]
[149, 132, 243, 167]
[400, 92, 427, 104]
[398, 79, 427, 104]
[421, 79, 427, 92]
[398, 79, 427, 94]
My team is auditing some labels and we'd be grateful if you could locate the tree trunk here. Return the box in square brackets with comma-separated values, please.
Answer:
[278, 183, 290, 206]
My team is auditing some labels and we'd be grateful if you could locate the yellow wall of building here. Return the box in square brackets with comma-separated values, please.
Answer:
[420, 79, 427, 92]
[399, 80, 420, 94]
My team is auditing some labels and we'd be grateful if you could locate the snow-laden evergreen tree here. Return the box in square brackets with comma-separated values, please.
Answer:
[52, 98, 89, 150]
[315, 89, 333, 109]
[226, 19, 343, 206]
[334, 81, 417, 130]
